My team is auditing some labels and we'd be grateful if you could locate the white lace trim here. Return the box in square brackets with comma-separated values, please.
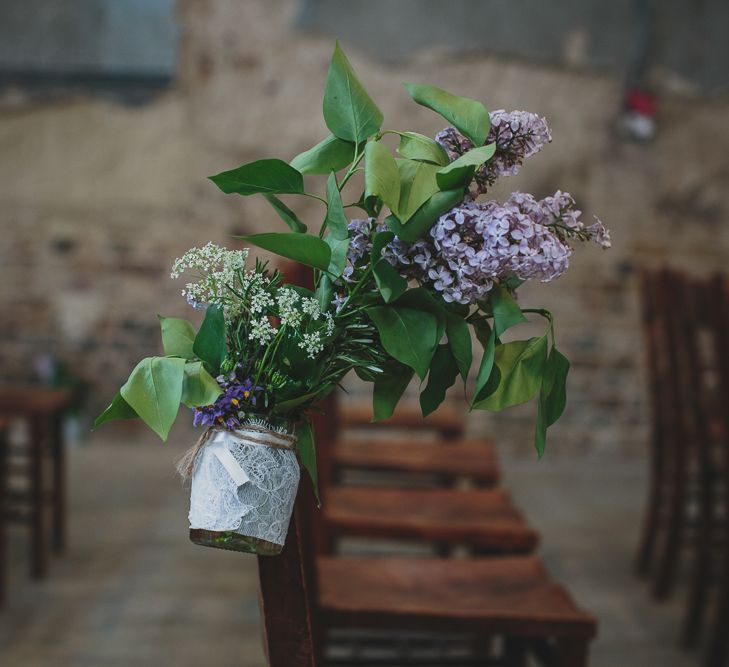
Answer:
[188, 426, 300, 546]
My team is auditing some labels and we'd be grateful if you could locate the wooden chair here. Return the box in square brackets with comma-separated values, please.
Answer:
[0, 387, 70, 580]
[257, 399, 598, 666]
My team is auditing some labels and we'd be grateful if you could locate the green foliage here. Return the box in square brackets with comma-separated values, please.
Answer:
[323, 41, 383, 145]
[404, 83, 491, 146]
[445, 312, 472, 382]
[94, 392, 138, 428]
[472, 335, 549, 411]
[364, 141, 401, 215]
[396, 159, 440, 223]
[193, 304, 227, 376]
[296, 420, 320, 504]
[324, 172, 349, 240]
[235, 232, 331, 272]
[373, 361, 414, 421]
[264, 194, 307, 233]
[209, 159, 303, 196]
[384, 188, 464, 242]
[396, 131, 450, 166]
[290, 135, 358, 174]
[534, 347, 570, 457]
[473, 323, 497, 403]
[366, 305, 438, 379]
[436, 144, 496, 190]
[373, 260, 407, 303]
[158, 316, 196, 359]
[490, 285, 528, 337]
[181, 361, 223, 408]
[420, 344, 459, 416]
[120, 356, 186, 441]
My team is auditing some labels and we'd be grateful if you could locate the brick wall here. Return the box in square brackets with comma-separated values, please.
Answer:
[2, 0, 728, 458]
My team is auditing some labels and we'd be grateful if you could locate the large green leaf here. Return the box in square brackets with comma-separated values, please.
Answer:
[235, 232, 331, 272]
[264, 194, 307, 233]
[297, 420, 320, 505]
[404, 83, 490, 146]
[192, 304, 227, 376]
[364, 141, 400, 215]
[366, 305, 438, 379]
[94, 391, 138, 428]
[181, 361, 222, 408]
[373, 362, 414, 421]
[396, 131, 449, 166]
[420, 344, 460, 417]
[325, 235, 349, 278]
[473, 335, 549, 411]
[290, 135, 358, 174]
[395, 288, 447, 343]
[373, 259, 407, 303]
[445, 312, 472, 382]
[209, 159, 303, 196]
[490, 285, 527, 337]
[120, 356, 186, 441]
[473, 323, 497, 403]
[396, 159, 440, 223]
[325, 172, 349, 240]
[315, 274, 334, 312]
[323, 42, 383, 144]
[158, 316, 196, 359]
[436, 144, 496, 190]
[385, 188, 463, 243]
[534, 347, 570, 457]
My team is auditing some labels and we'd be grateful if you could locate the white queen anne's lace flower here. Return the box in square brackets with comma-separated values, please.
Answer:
[249, 316, 277, 345]
[298, 331, 325, 359]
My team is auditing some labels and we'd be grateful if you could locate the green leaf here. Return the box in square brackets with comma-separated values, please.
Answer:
[436, 144, 496, 190]
[473, 323, 497, 403]
[323, 41, 383, 145]
[209, 158, 303, 196]
[395, 287, 447, 343]
[534, 347, 570, 458]
[396, 159, 440, 223]
[316, 274, 334, 313]
[373, 362, 414, 421]
[490, 285, 527, 337]
[396, 131, 450, 166]
[264, 194, 307, 233]
[473, 335, 549, 411]
[192, 304, 227, 376]
[385, 188, 463, 243]
[94, 392, 138, 429]
[420, 344, 459, 417]
[366, 305, 438, 379]
[120, 356, 186, 441]
[373, 259, 408, 303]
[325, 235, 349, 278]
[235, 232, 331, 272]
[158, 316, 196, 359]
[371, 230, 395, 260]
[404, 83, 490, 146]
[364, 141, 401, 215]
[445, 312, 472, 382]
[290, 135, 358, 174]
[297, 420, 320, 505]
[325, 172, 349, 240]
[181, 361, 222, 408]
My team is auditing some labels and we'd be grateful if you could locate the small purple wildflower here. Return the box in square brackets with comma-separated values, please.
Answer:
[192, 367, 261, 429]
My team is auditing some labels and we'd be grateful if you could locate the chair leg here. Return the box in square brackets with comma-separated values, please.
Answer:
[29, 418, 47, 580]
[554, 639, 589, 667]
[652, 472, 685, 600]
[635, 452, 664, 577]
[50, 411, 65, 554]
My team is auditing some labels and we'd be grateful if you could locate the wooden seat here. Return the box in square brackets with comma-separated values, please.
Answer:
[334, 438, 499, 486]
[318, 556, 597, 641]
[325, 487, 538, 553]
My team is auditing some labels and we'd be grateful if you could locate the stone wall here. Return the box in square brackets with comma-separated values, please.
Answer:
[2, 0, 728, 458]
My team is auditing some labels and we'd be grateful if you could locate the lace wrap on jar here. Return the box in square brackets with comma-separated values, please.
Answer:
[188, 422, 300, 548]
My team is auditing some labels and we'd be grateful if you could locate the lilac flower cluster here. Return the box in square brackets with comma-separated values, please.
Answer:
[193, 369, 260, 429]
[381, 191, 608, 306]
[435, 110, 552, 197]
[341, 218, 376, 283]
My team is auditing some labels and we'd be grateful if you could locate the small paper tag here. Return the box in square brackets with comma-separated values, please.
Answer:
[209, 440, 250, 487]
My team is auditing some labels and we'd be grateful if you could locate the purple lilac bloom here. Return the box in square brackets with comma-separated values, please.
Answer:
[381, 191, 606, 305]
[192, 368, 260, 429]
[435, 110, 552, 197]
[341, 218, 376, 283]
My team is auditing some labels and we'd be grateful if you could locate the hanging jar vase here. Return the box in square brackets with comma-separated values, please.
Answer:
[181, 418, 300, 556]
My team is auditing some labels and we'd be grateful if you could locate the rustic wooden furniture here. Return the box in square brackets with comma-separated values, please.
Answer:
[0, 387, 70, 580]
[257, 400, 598, 666]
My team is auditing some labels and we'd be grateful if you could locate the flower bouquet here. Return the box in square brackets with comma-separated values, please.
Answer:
[95, 42, 609, 556]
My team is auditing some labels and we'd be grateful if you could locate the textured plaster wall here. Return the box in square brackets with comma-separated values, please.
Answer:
[2, 0, 728, 458]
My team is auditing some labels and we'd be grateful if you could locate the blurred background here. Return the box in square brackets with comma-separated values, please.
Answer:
[0, 1, 728, 665]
